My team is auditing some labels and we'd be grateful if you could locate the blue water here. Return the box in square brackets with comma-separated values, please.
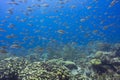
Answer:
[0, 0, 120, 52]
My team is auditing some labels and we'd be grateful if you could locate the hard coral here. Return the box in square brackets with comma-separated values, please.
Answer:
[0, 57, 29, 80]
[19, 61, 71, 80]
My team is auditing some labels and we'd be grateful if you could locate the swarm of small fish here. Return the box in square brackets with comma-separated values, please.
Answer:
[0, 0, 120, 55]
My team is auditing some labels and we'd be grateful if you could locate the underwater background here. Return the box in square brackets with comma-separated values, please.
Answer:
[0, 0, 120, 80]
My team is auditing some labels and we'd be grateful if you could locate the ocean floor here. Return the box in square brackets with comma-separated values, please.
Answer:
[0, 42, 120, 80]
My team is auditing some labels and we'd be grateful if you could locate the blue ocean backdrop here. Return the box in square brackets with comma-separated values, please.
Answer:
[0, 0, 120, 47]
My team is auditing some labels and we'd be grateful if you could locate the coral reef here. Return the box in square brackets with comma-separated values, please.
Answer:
[0, 42, 120, 80]
[0, 58, 73, 80]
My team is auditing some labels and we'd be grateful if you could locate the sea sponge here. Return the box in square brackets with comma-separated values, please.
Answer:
[90, 59, 102, 65]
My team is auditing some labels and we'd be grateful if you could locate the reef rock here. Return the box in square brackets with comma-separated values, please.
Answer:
[90, 50, 120, 75]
